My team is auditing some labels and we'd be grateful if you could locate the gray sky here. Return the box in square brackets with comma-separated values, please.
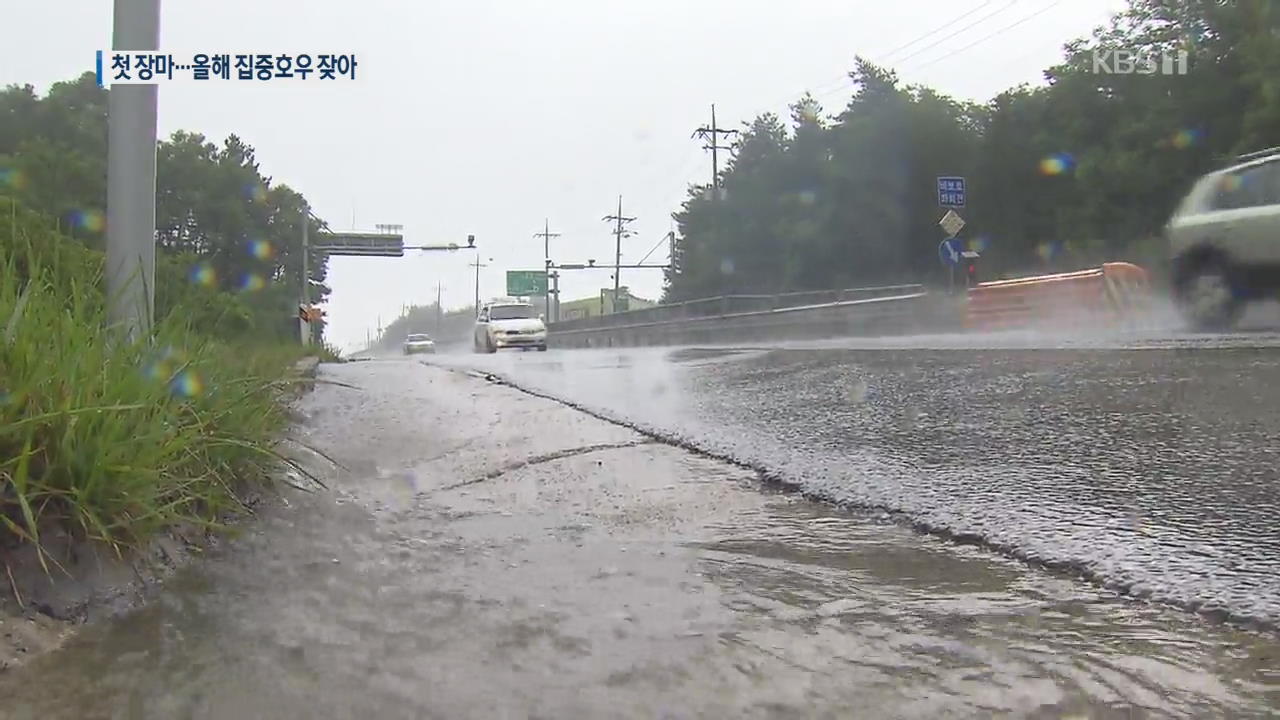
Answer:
[8, 0, 1127, 353]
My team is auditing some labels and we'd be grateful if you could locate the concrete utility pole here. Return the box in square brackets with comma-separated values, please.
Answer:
[602, 196, 635, 310]
[106, 0, 161, 342]
[470, 257, 491, 316]
[533, 218, 559, 321]
[693, 104, 738, 191]
[299, 207, 310, 345]
[435, 282, 443, 334]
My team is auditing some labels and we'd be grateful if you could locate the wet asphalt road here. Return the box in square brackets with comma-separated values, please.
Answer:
[2, 334, 1280, 717]
[436, 328, 1280, 628]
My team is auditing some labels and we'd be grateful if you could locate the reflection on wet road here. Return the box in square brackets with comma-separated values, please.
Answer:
[2, 354, 1279, 718]
[437, 334, 1280, 627]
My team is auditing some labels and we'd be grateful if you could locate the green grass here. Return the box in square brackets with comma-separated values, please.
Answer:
[315, 342, 344, 363]
[0, 205, 304, 564]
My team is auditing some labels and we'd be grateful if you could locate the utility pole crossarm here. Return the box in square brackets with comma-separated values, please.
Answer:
[692, 104, 738, 191]
[603, 195, 637, 309]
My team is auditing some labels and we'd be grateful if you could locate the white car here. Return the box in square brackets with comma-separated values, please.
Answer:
[1168, 147, 1280, 330]
[402, 333, 436, 355]
[474, 302, 547, 353]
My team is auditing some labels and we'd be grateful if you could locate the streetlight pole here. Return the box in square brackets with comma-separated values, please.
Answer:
[105, 0, 161, 342]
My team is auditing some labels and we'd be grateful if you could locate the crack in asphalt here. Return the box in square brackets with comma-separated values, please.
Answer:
[430, 360, 1280, 633]
[435, 439, 657, 492]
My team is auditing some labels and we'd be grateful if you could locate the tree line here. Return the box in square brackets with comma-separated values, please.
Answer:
[0, 72, 328, 341]
[664, 0, 1280, 301]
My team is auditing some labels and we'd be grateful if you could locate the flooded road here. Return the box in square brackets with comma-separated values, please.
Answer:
[3, 358, 1279, 718]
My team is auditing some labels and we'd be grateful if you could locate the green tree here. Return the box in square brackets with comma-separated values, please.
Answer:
[665, 0, 1280, 298]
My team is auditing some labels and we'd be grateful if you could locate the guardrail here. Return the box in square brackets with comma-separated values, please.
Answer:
[547, 284, 951, 348]
[549, 284, 924, 333]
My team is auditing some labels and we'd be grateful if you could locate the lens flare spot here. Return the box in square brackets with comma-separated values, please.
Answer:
[169, 370, 204, 398]
[1171, 128, 1201, 149]
[968, 235, 992, 254]
[68, 208, 106, 233]
[143, 346, 188, 385]
[1219, 173, 1243, 193]
[1036, 240, 1064, 263]
[1039, 152, 1075, 176]
[248, 239, 274, 260]
[797, 189, 817, 206]
[719, 258, 735, 275]
[243, 183, 268, 203]
[0, 167, 27, 190]
[239, 272, 266, 292]
[189, 263, 217, 287]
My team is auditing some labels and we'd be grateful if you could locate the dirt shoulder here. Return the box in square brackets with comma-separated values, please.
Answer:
[0, 356, 323, 673]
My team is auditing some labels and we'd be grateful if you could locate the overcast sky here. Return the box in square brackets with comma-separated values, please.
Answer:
[8, 0, 1127, 353]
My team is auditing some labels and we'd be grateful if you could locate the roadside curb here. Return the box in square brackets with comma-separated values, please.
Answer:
[292, 356, 321, 396]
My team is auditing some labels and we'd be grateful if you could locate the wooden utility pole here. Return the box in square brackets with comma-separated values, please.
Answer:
[602, 196, 636, 311]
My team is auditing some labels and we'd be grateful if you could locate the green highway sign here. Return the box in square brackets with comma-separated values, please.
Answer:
[506, 270, 547, 296]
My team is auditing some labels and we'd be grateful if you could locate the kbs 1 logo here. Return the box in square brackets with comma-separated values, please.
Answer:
[1092, 49, 1189, 76]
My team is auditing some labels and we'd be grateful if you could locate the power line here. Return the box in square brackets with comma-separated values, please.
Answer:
[873, 0, 1000, 63]
[906, 0, 1065, 72]
[636, 231, 674, 266]
[892, 0, 1021, 66]
[800, 0, 1005, 107]
[735, 0, 1005, 123]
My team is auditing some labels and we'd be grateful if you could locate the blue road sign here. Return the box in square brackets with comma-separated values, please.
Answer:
[938, 237, 963, 266]
[937, 176, 966, 208]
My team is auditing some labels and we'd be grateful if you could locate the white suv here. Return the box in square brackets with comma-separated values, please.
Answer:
[473, 302, 547, 353]
[1168, 148, 1280, 330]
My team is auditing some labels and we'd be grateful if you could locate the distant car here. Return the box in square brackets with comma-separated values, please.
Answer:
[1168, 147, 1280, 330]
[402, 333, 436, 355]
[473, 302, 547, 353]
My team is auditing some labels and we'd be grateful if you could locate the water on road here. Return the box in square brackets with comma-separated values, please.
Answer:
[438, 333, 1280, 627]
[1, 350, 1278, 718]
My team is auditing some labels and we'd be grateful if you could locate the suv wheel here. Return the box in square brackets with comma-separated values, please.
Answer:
[1175, 260, 1243, 331]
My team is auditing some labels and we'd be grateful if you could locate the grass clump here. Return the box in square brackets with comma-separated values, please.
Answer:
[0, 205, 302, 560]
